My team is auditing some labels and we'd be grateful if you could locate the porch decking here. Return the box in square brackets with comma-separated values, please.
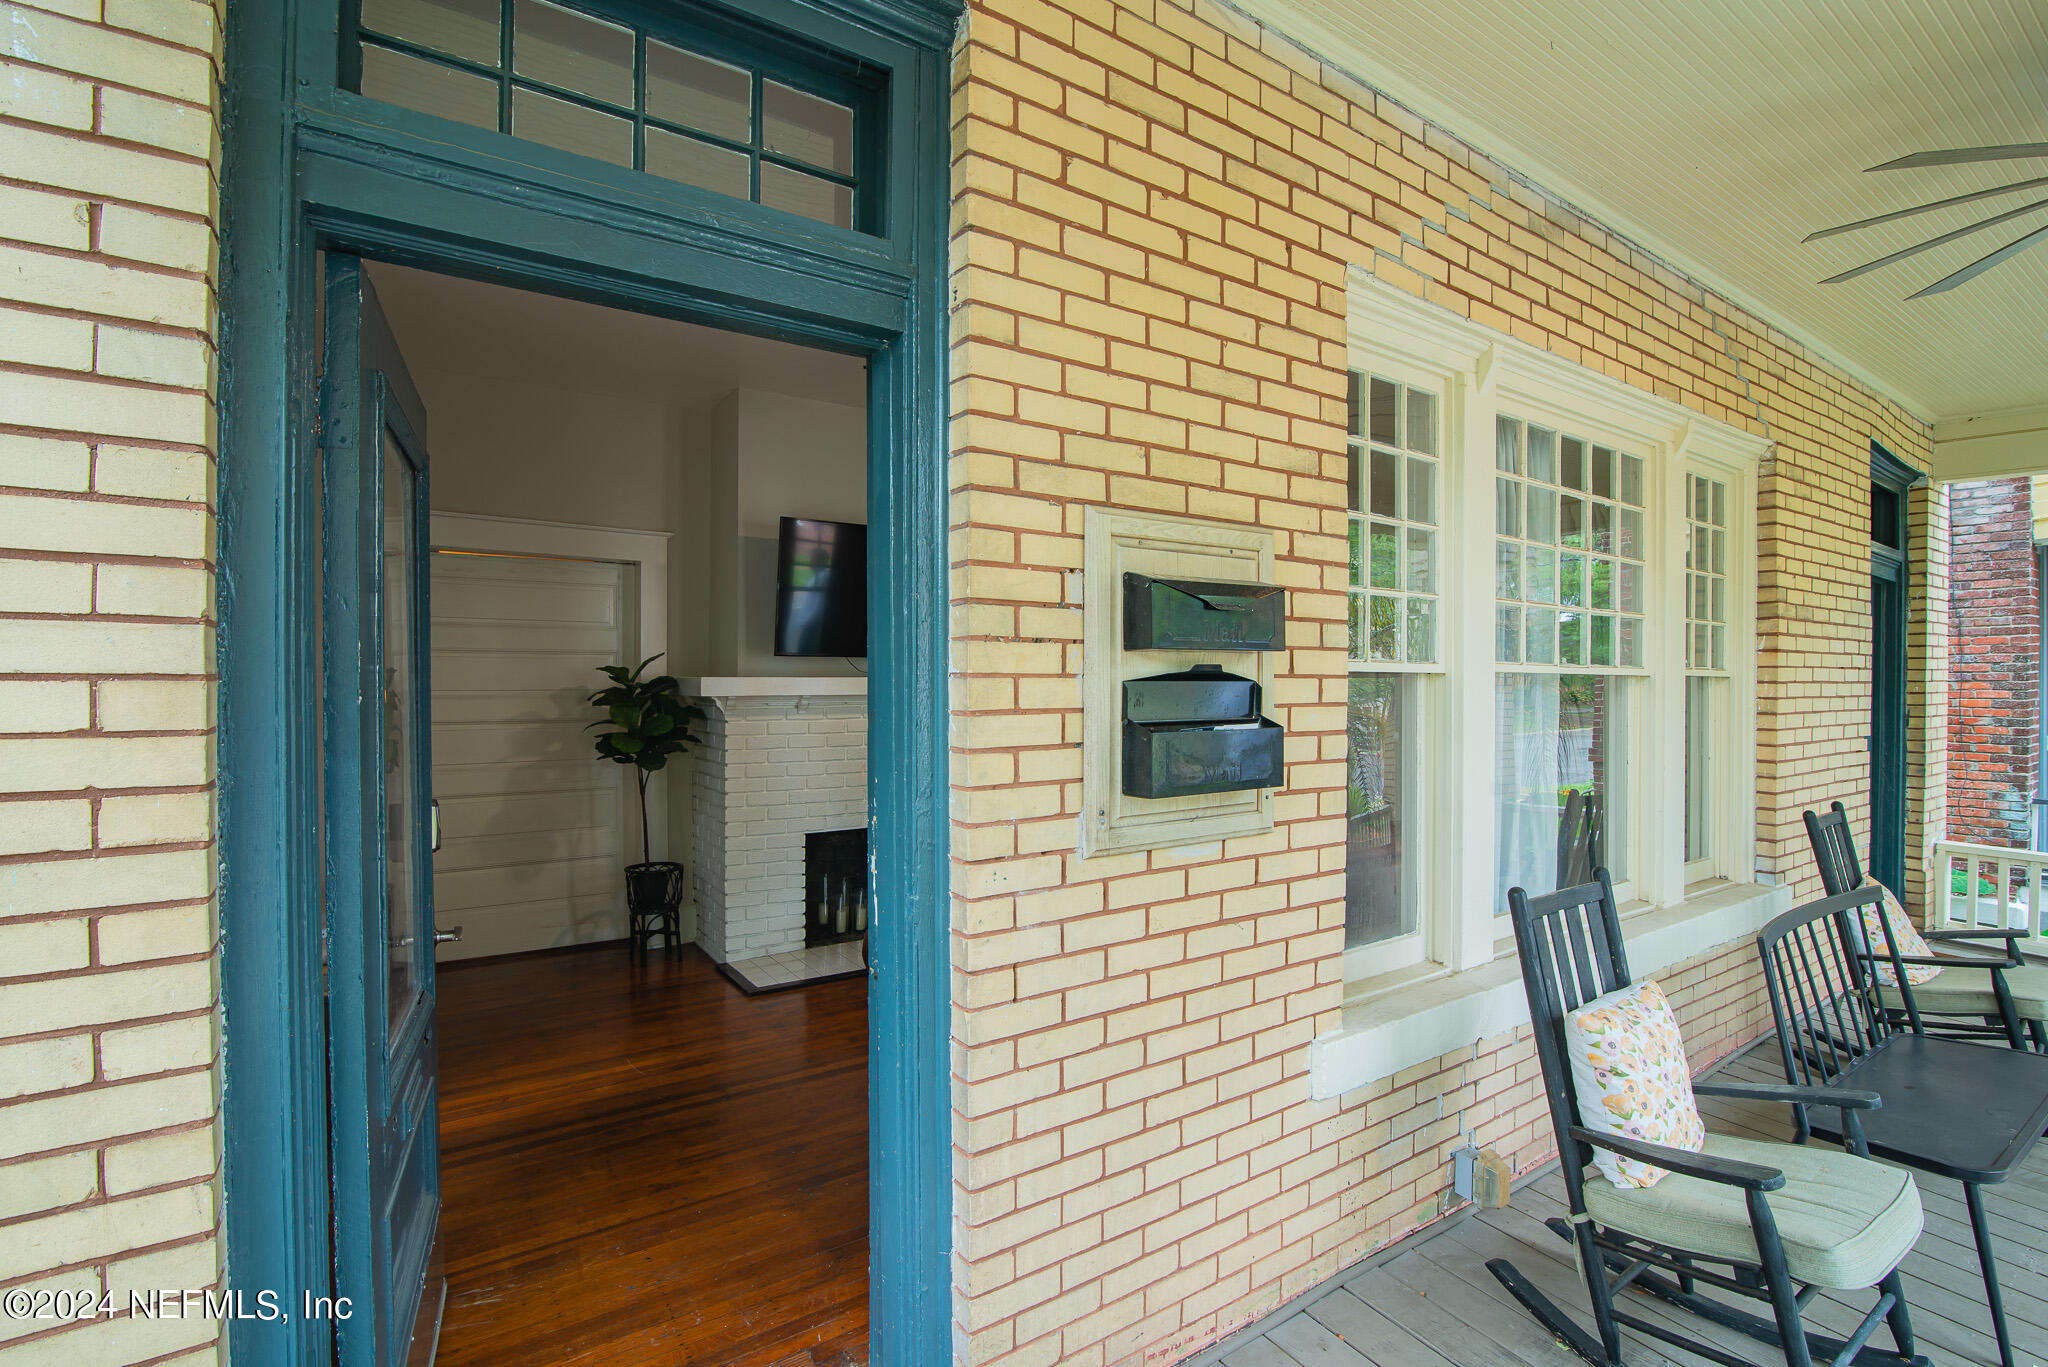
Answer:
[1185, 1039, 2048, 1367]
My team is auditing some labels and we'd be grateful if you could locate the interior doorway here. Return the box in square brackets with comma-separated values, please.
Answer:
[337, 257, 877, 1365]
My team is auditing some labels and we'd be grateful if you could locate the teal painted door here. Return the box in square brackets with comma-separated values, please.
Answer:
[322, 254, 446, 1366]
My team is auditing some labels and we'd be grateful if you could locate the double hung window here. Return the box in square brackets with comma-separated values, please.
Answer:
[1344, 376, 1442, 976]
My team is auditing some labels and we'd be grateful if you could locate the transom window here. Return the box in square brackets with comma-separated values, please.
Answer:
[1347, 374, 1441, 666]
[352, 0, 867, 231]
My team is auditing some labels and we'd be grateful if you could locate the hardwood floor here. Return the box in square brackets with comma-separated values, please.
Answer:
[434, 943, 869, 1367]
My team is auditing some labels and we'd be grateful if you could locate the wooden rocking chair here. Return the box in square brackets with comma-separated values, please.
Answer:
[1806, 801, 2047, 1050]
[1489, 872, 1929, 1367]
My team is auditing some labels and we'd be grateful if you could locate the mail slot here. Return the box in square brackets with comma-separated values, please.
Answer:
[1122, 665, 1285, 798]
[1124, 573, 1285, 652]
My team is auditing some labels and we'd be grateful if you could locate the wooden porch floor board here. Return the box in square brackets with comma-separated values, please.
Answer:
[1186, 1037, 2048, 1367]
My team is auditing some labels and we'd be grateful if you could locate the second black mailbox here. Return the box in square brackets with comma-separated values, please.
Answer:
[1123, 665, 1285, 799]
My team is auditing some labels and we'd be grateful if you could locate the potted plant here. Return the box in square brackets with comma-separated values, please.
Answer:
[587, 654, 705, 956]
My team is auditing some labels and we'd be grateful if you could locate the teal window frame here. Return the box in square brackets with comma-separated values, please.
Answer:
[219, 0, 957, 1363]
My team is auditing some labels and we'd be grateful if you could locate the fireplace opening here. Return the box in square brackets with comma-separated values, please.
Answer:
[805, 828, 869, 948]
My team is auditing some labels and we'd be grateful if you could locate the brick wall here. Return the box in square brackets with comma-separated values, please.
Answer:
[946, 1, 1933, 1364]
[1945, 477, 2037, 850]
[0, 0, 223, 1363]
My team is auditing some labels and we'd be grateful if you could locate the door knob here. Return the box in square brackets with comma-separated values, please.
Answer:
[433, 926, 463, 945]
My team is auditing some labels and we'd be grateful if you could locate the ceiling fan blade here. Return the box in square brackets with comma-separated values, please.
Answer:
[1869, 144, 2048, 171]
[1909, 221, 2048, 298]
[1820, 198, 2048, 284]
[1804, 177, 2048, 242]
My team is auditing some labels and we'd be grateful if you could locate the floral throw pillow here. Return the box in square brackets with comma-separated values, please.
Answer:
[1564, 979, 1704, 1189]
[1858, 878, 1940, 987]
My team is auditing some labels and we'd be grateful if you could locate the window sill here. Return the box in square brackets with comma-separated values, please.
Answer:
[1308, 879, 1792, 1100]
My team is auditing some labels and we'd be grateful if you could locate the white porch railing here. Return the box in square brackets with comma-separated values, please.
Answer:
[1931, 839, 2048, 955]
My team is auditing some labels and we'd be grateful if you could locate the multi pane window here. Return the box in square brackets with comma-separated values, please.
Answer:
[1493, 418, 1646, 669]
[354, 0, 864, 230]
[1685, 472, 1731, 865]
[1347, 374, 1441, 665]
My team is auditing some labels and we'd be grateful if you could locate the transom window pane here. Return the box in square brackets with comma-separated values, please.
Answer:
[1347, 373, 1441, 666]
[1495, 416, 1645, 669]
[1347, 676, 1421, 952]
[355, 0, 866, 231]
[1496, 673, 1628, 906]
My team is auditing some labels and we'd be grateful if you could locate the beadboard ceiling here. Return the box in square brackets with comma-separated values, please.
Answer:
[1242, 0, 2048, 423]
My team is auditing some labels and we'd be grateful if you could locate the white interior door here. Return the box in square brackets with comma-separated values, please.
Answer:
[430, 549, 633, 960]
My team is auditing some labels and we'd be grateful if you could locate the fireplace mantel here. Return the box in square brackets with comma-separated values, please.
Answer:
[681, 675, 866, 699]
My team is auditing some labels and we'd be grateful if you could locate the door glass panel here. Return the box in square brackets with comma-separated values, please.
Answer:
[759, 161, 853, 228]
[647, 41, 752, 141]
[512, 87, 632, 166]
[360, 0, 501, 65]
[644, 126, 752, 198]
[762, 80, 854, 174]
[383, 432, 421, 1030]
[361, 44, 500, 131]
[512, 0, 633, 105]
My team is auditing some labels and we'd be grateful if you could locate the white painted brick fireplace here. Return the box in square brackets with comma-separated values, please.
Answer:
[686, 678, 867, 963]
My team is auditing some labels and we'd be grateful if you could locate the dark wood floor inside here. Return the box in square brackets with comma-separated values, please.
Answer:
[436, 944, 869, 1367]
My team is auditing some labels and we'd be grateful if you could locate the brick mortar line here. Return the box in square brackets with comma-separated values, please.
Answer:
[0, 359, 211, 403]
[0, 838, 211, 868]
[0, 222, 214, 286]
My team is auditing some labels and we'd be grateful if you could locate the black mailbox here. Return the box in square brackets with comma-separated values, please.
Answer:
[1122, 665, 1285, 799]
[1124, 573, 1285, 652]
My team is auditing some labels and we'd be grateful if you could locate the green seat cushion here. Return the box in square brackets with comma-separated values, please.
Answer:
[1582, 1133, 1921, 1289]
[1879, 961, 2048, 1020]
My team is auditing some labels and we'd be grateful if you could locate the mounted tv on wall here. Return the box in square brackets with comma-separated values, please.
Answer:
[774, 516, 868, 658]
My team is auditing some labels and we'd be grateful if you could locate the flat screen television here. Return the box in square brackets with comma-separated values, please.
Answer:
[774, 516, 868, 657]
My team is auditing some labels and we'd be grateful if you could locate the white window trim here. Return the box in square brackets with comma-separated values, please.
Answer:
[1321, 269, 1771, 1096]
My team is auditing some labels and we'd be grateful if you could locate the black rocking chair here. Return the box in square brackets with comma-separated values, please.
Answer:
[1806, 801, 2046, 1050]
[1760, 885, 2048, 1367]
[1490, 873, 1928, 1367]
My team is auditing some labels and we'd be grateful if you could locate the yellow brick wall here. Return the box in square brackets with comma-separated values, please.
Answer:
[0, 1, 224, 1363]
[945, 1, 1936, 1364]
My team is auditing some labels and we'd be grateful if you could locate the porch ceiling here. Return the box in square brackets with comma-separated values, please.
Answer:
[1242, 0, 2048, 425]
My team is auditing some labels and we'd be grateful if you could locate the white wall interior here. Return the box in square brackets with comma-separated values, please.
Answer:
[368, 263, 868, 956]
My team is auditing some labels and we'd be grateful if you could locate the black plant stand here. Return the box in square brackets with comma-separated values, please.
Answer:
[624, 861, 685, 961]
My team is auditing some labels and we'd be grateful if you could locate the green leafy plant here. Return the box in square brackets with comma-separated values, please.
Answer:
[587, 654, 705, 864]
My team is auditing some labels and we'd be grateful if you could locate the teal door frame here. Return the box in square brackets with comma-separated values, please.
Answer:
[217, 1, 956, 1363]
[1869, 442, 1924, 893]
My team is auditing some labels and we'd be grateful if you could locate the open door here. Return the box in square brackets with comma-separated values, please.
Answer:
[322, 253, 447, 1366]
